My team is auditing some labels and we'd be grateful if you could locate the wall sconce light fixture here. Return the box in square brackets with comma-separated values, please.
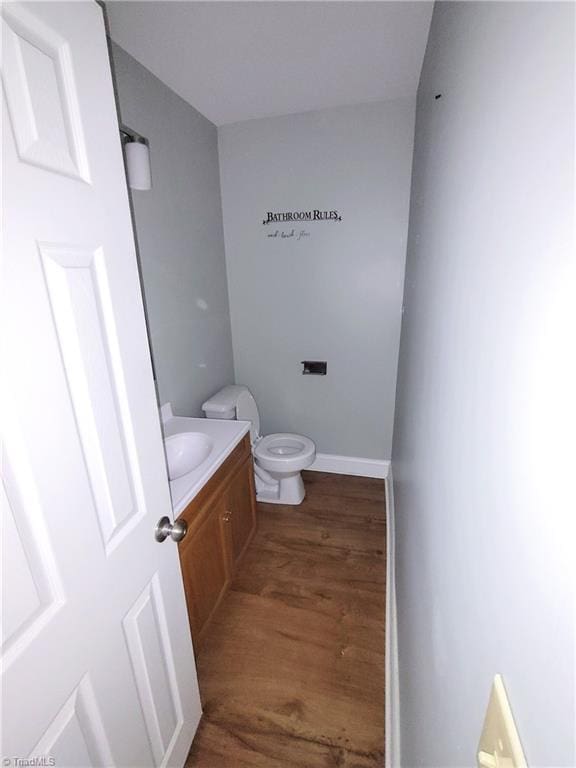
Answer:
[120, 127, 151, 191]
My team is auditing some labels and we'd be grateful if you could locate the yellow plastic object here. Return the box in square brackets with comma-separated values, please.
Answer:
[477, 675, 528, 768]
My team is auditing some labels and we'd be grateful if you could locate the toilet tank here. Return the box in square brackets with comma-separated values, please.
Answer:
[202, 385, 249, 420]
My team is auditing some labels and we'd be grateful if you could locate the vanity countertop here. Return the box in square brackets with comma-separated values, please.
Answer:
[162, 409, 251, 516]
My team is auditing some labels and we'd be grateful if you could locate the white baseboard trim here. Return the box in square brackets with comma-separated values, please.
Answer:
[308, 453, 390, 479]
[385, 468, 401, 767]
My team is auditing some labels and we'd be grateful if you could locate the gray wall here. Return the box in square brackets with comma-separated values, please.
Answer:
[392, 2, 575, 765]
[109, 42, 234, 417]
[219, 101, 415, 458]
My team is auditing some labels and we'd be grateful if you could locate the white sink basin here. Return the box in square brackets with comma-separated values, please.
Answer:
[164, 432, 213, 480]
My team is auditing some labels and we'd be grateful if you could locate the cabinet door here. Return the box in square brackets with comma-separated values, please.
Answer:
[178, 499, 230, 639]
[225, 457, 257, 567]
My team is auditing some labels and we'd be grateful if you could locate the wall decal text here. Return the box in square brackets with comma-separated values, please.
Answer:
[262, 209, 342, 225]
[267, 229, 311, 240]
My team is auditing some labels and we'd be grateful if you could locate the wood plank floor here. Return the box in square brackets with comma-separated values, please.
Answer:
[186, 471, 386, 768]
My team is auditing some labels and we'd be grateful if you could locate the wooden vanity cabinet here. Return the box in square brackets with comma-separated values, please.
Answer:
[176, 434, 257, 643]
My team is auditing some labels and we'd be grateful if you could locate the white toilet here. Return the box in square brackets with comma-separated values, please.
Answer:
[202, 385, 316, 505]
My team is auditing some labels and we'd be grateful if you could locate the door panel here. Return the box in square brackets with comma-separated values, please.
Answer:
[1, 442, 65, 667]
[1, 3, 201, 765]
[30, 676, 115, 768]
[122, 576, 184, 766]
[1, 4, 90, 180]
[38, 242, 145, 552]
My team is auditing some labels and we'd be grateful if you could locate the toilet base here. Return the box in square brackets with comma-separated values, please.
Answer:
[255, 470, 306, 505]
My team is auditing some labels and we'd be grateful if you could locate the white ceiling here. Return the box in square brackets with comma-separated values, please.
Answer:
[106, 1, 433, 126]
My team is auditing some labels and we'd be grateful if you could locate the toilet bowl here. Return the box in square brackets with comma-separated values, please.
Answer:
[202, 385, 316, 505]
[253, 433, 316, 504]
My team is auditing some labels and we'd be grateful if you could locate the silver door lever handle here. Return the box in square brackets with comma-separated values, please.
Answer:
[155, 516, 187, 543]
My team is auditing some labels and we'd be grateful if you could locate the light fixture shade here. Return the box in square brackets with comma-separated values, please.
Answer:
[125, 140, 151, 190]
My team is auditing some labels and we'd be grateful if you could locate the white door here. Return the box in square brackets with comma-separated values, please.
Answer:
[1, 2, 202, 766]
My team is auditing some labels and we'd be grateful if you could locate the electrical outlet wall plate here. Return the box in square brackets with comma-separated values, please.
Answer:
[477, 675, 527, 768]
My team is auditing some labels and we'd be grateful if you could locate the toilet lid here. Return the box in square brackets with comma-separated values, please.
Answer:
[236, 390, 260, 442]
